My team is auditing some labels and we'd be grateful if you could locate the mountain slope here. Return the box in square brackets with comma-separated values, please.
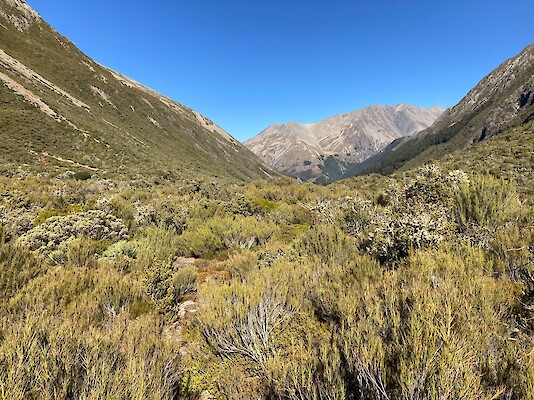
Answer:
[0, 0, 273, 181]
[245, 104, 443, 183]
[360, 44, 534, 176]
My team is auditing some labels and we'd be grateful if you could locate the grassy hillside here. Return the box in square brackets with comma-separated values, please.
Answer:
[0, 1, 272, 182]
[439, 120, 534, 198]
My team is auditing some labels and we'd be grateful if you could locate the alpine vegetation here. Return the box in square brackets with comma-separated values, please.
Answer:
[0, 0, 533, 399]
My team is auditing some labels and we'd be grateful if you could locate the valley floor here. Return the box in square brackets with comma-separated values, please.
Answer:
[0, 123, 533, 399]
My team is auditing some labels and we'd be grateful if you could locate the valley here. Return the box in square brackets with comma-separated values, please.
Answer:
[0, 1, 533, 399]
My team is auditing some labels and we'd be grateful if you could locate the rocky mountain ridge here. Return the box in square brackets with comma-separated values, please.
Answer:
[245, 104, 443, 182]
[0, 0, 39, 31]
[360, 43, 534, 175]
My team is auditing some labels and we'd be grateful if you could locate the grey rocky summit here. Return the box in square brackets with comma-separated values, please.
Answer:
[245, 104, 444, 182]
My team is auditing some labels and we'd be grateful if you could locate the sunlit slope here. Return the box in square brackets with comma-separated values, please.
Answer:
[0, 0, 273, 180]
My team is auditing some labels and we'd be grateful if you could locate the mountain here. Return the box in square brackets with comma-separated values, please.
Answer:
[0, 0, 273, 181]
[360, 44, 534, 176]
[244, 104, 443, 183]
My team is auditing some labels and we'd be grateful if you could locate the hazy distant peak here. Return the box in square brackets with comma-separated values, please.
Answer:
[245, 104, 443, 183]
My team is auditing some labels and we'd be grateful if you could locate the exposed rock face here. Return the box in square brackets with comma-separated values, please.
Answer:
[444, 43, 534, 138]
[362, 44, 534, 175]
[0, 0, 40, 31]
[0, 0, 273, 181]
[245, 104, 443, 182]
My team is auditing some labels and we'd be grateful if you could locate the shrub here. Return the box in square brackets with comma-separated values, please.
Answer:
[1, 156, 532, 398]
[218, 249, 258, 279]
[34, 209, 60, 226]
[73, 171, 92, 181]
[296, 224, 358, 265]
[455, 174, 524, 229]
[17, 210, 128, 255]
[144, 262, 198, 312]
[133, 204, 157, 227]
[361, 166, 462, 264]
[172, 266, 198, 301]
[250, 197, 279, 214]
[364, 205, 450, 264]
[198, 274, 299, 396]
[103, 240, 141, 259]
[66, 237, 97, 268]
[0, 313, 180, 399]
[0, 206, 36, 240]
[0, 190, 30, 208]
[0, 242, 46, 303]
[181, 216, 278, 257]
[158, 203, 189, 234]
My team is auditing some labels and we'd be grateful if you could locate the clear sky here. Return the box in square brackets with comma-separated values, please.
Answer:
[26, 0, 534, 142]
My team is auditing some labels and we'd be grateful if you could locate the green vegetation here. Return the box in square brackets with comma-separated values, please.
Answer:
[73, 171, 92, 181]
[0, 11, 272, 182]
[0, 6, 533, 399]
[0, 119, 532, 398]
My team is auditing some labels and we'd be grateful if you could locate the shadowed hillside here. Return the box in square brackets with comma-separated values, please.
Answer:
[359, 43, 534, 176]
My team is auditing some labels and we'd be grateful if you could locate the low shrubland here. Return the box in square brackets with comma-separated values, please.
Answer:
[0, 146, 533, 399]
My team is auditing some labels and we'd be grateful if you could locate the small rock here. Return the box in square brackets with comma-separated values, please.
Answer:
[178, 300, 197, 319]
[179, 346, 188, 357]
[173, 257, 196, 268]
[200, 391, 213, 400]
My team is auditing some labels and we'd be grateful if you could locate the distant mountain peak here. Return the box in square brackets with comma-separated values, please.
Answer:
[245, 104, 444, 183]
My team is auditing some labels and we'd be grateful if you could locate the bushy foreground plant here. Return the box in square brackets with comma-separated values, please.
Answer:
[144, 262, 198, 313]
[0, 242, 180, 400]
[0, 242, 46, 305]
[354, 165, 459, 264]
[180, 215, 278, 257]
[455, 174, 525, 233]
[17, 210, 128, 255]
[191, 244, 532, 399]
[0, 312, 180, 400]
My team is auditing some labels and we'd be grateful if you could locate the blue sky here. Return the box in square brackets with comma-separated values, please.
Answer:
[27, 0, 534, 142]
